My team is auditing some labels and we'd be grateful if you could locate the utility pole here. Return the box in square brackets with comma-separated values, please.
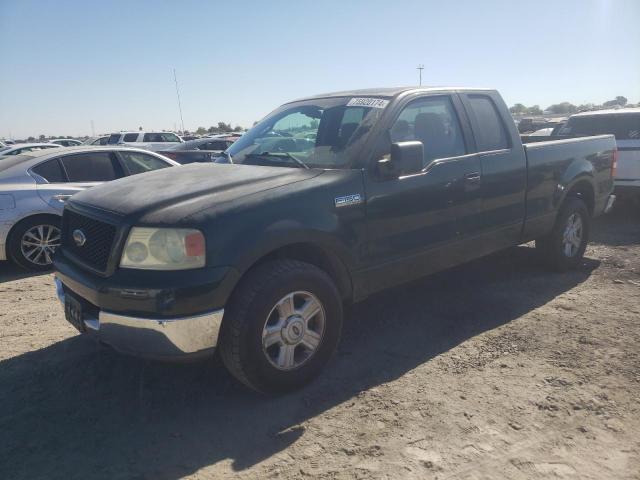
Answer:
[173, 68, 185, 133]
[417, 64, 424, 86]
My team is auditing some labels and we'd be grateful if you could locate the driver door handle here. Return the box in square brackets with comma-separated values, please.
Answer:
[464, 172, 481, 182]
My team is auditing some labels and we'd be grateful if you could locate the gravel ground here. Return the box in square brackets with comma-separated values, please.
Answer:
[0, 205, 639, 480]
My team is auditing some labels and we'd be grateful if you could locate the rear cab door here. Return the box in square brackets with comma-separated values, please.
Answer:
[458, 91, 527, 249]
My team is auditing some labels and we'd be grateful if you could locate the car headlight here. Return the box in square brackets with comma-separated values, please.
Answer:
[120, 227, 206, 270]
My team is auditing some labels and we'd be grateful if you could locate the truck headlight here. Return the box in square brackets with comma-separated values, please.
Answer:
[120, 227, 205, 270]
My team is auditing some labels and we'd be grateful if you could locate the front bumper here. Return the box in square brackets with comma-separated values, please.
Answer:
[55, 277, 224, 360]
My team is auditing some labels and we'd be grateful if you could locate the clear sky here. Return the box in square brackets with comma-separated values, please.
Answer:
[1, 0, 639, 139]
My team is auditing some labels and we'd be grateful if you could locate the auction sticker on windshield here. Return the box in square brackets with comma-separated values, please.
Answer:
[346, 97, 389, 109]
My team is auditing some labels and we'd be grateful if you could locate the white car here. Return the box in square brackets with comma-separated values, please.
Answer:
[529, 127, 554, 136]
[0, 146, 179, 270]
[0, 143, 61, 156]
[107, 131, 183, 151]
[49, 139, 83, 147]
[556, 108, 640, 203]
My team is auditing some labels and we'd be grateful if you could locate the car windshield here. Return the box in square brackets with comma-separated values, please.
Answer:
[223, 97, 388, 169]
[558, 113, 640, 140]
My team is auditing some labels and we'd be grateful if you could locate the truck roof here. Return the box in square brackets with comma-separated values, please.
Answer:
[286, 86, 495, 104]
[572, 107, 640, 117]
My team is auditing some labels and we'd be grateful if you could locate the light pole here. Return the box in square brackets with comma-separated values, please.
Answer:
[417, 64, 424, 86]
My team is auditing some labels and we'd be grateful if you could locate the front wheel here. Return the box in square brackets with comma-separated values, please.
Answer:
[219, 259, 343, 394]
[536, 197, 590, 271]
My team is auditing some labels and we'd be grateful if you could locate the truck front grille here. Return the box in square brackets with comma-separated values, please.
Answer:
[62, 210, 117, 273]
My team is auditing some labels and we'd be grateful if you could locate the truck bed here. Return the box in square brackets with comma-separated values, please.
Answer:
[521, 135, 616, 241]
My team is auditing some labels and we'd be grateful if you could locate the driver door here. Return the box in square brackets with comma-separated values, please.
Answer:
[360, 94, 482, 295]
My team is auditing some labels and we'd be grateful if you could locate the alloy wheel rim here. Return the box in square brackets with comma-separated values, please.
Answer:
[262, 291, 326, 371]
[562, 213, 583, 258]
[20, 225, 61, 266]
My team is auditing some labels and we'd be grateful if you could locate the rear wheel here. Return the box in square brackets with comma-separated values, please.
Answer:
[536, 198, 590, 271]
[219, 259, 343, 394]
[8, 216, 61, 271]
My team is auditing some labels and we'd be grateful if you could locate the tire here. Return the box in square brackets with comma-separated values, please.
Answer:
[535, 197, 590, 272]
[219, 259, 343, 394]
[8, 215, 61, 271]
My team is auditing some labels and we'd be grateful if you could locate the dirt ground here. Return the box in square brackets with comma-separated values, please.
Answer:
[1, 205, 639, 480]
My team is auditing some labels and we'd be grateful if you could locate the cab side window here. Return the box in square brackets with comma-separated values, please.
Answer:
[390, 96, 467, 165]
[123, 133, 139, 142]
[466, 95, 510, 151]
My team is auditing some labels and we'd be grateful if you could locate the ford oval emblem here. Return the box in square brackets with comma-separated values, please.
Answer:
[72, 229, 86, 247]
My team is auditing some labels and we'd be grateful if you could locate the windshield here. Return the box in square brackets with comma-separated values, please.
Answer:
[558, 113, 640, 140]
[223, 97, 388, 169]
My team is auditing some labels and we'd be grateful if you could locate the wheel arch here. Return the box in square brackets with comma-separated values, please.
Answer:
[562, 178, 595, 217]
[228, 238, 355, 305]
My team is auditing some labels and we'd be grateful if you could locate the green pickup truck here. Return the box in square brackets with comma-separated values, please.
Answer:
[54, 87, 616, 393]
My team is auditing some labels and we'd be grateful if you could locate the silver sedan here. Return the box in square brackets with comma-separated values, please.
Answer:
[0, 146, 179, 270]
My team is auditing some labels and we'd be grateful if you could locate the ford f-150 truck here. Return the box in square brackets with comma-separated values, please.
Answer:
[53, 87, 617, 393]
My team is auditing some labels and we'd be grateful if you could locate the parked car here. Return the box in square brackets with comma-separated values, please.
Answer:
[517, 117, 565, 134]
[528, 127, 554, 136]
[82, 136, 110, 146]
[50, 139, 83, 147]
[156, 137, 237, 164]
[107, 131, 183, 151]
[54, 87, 616, 393]
[0, 143, 61, 156]
[553, 108, 640, 203]
[0, 147, 178, 270]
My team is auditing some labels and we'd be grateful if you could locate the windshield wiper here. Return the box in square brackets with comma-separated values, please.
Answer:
[245, 151, 309, 169]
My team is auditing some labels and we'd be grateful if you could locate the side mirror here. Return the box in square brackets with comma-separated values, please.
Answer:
[377, 141, 424, 179]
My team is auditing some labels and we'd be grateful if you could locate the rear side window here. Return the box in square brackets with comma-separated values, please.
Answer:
[119, 151, 171, 175]
[107, 134, 121, 144]
[60, 152, 119, 182]
[31, 159, 66, 182]
[143, 132, 181, 142]
[558, 114, 640, 140]
[123, 133, 139, 142]
[467, 95, 510, 151]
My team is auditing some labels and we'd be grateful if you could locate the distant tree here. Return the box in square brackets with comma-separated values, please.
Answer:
[603, 96, 628, 108]
[526, 105, 543, 115]
[195, 126, 207, 135]
[217, 122, 232, 132]
[39, 134, 45, 141]
[546, 102, 577, 115]
[27, 136, 35, 142]
[509, 103, 527, 114]
[577, 103, 596, 112]
[233, 125, 243, 132]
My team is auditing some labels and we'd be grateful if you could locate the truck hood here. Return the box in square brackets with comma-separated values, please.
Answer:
[69, 163, 323, 223]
